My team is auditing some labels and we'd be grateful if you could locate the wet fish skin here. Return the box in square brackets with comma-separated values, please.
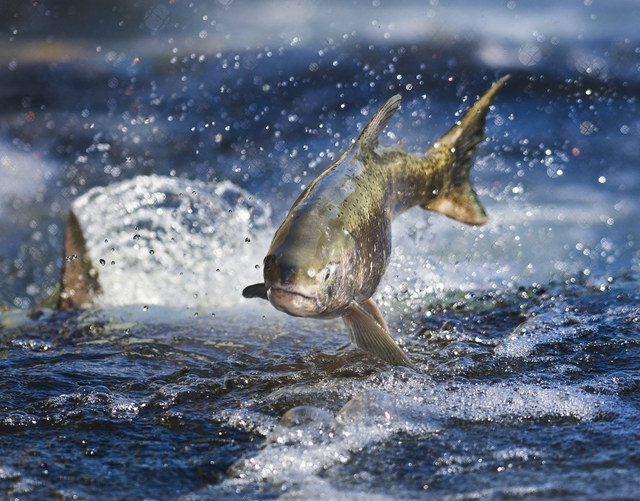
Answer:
[34, 210, 101, 313]
[244, 76, 509, 367]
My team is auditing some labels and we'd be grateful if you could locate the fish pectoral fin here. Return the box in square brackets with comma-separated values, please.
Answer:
[423, 183, 489, 225]
[359, 297, 390, 332]
[342, 303, 413, 368]
[242, 283, 269, 300]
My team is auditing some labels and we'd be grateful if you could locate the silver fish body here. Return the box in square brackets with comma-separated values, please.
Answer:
[244, 76, 509, 367]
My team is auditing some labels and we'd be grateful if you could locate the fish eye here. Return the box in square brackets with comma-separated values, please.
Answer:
[322, 265, 336, 282]
[264, 254, 276, 271]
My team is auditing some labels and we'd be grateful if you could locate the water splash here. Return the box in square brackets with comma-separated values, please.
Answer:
[209, 366, 616, 499]
[70, 175, 272, 310]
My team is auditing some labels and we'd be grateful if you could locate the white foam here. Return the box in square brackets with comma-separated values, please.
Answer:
[495, 299, 598, 358]
[71, 175, 272, 310]
[224, 389, 407, 494]
[48, 385, 140, 421]
[215, 368, 614, 499]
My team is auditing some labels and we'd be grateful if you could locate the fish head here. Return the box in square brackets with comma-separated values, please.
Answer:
[263, 221, 357, 317]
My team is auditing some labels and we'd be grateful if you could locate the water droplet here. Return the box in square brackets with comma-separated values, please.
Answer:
[245, 237, 251, 242]
[143, 305, 149, 311]
[580, 121, 595, 135]
[255, 264, 260, 270]
[133, 234, 141, 241]
[111, 260, 116, 265]
[99, 259, 106, 266]
[518, 43, 542, 66]
[149, 249, 155, 255]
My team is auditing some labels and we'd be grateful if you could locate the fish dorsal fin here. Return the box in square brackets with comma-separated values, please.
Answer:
[356, 94, 401, 149]
[58, 210, 101, 309]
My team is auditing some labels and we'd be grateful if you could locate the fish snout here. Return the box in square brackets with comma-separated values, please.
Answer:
[267, 286, 321, 317]
[262, 255, 328, 316]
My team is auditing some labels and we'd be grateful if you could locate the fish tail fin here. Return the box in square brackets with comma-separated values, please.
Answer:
[342, 303, 414, 368]
[57, 210, 101, 309]
[423, 75, 509, 225]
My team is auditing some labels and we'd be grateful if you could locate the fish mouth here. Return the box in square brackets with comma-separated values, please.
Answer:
[267, 285, 322, 317]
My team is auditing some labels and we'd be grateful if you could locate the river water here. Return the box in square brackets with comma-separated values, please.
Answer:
[1, 1, 640, 499]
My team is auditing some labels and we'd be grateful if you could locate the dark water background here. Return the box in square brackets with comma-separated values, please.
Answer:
[2, 1, 640, 499]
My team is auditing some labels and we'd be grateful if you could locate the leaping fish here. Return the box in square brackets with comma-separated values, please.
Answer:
[244, 76, 509, 367]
